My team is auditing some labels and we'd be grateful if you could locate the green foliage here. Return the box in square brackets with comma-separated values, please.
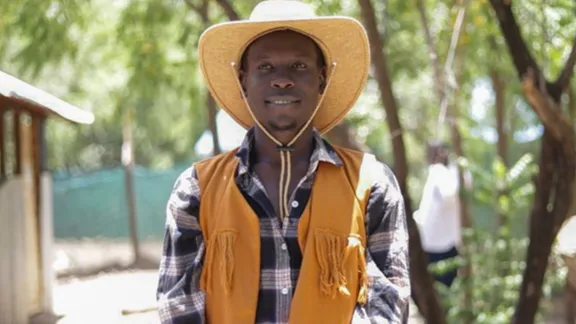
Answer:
[1, 0, 214, 171]
[436, 155, 566, 323]
[460, 153, 537, 233]
[3, 1, 574, 321]
[0, 0, 89, 77]
[512, 0, 576, 79]
[440, 234, 566, 323]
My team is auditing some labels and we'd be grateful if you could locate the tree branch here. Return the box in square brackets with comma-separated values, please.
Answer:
[183, 0, 202, 13]
[488, 0, 575, 138]
[416, 0, 444, 104]
[554, 36, 576, 92]
[213, 0, 240, 21]
[522, 68, 573, 141]
[435, 0, 468, 138]
[184, 0, 209, 23]
[488, 0, 542, 80]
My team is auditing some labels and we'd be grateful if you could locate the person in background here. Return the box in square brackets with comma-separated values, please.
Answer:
[414, 141, 464, 288]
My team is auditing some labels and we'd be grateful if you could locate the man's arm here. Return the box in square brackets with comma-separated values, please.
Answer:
[157, 166, 206, 324]
[355, 160, 411, 323]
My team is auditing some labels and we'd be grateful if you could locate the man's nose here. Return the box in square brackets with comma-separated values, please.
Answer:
[271, 77, 294, 89]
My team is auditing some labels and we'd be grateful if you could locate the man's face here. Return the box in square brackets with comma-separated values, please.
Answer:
[240, 30, 326, 140]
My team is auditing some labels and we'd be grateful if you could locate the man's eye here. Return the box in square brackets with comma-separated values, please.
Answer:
[293, 62, 307, 69]
[258, 63, 272, 70]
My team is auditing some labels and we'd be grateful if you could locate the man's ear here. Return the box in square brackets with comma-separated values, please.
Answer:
[239, 69, 248, 97]
[318, 67, 327, 94]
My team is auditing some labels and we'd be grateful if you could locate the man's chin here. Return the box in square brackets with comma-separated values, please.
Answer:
[267, 122, 298, 133]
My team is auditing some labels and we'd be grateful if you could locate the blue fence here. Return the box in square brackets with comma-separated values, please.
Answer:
[52, 163, 192, 240]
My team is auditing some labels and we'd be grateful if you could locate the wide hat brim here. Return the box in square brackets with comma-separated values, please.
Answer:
[198, 16, 370, 135]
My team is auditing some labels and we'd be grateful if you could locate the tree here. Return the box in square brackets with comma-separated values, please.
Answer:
[356, 0, 446, 322]
[488, 1, 576, 323]
[185, 0, 222, 156]
[416, 1, 474, 321]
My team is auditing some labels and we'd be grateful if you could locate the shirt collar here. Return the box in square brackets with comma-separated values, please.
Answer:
[235, 127, 343, 176]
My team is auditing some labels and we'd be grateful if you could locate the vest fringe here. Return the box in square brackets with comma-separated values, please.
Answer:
[315, 229, 350, 298]
[357, 245, 369, 305]
[200, 237, 215, 294]
[217, 231, 237, 296]
[200, 230, 238, 296]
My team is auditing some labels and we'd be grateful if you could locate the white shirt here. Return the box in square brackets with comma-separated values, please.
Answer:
[414, 163, 462, 253]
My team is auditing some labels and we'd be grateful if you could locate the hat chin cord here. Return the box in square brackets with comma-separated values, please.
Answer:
[230, 61, 337, 221]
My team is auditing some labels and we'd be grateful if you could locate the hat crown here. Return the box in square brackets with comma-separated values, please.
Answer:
[249, 0, 317, 21]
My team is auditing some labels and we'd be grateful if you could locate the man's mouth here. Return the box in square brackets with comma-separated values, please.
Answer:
[265, 96, 301, 106]
[267, 100, 299, 104]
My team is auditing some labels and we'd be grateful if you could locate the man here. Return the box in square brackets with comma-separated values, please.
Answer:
[414, 141, 462, 288]
[156, 1, 410, 323]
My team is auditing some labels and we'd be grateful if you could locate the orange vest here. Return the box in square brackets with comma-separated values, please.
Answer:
[195, 146, 373, 324]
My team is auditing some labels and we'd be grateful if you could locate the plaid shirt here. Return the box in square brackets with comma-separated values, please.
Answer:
[157, 128, 410, 324]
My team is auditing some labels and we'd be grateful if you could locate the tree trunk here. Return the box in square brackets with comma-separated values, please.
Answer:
[416, 0, 445, 104]
[448, 42, 475, 324]
[417, 0, 474, 320]
[492, 71, 507, 166]
[324, 120, 368, 151]
[122, 109, 141, 264]
[488, 2, 576, 323]
[357, 0, 446, 322]
[213, 0, 240, 20]
[186, 0, 222, 156]
[515, 130, 574, 323]
[569, 84, 575, 126]
[206, 92, 221, 155]
[491, 70, 508, 228]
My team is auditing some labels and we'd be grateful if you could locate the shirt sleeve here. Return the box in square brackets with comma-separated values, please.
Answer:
[156, 165, 206, 324]
[353, 159, 411, 323]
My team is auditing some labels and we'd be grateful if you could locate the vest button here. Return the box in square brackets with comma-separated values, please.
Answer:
[291, 200, 299, 208]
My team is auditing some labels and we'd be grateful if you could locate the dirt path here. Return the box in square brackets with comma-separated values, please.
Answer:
[54, 270, 160, 324]
[52, 269, 424, 324]
[51, 240, 566, 323]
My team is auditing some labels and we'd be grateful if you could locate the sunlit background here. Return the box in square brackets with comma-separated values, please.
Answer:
[1, 0, 576, 323]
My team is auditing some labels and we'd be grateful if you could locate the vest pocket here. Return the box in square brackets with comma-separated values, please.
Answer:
[200, 229, 238, 296]
[314, 229, 368, 304]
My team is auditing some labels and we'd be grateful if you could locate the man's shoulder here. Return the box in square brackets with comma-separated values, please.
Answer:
[330, 145, 401, 198]
[193, 148, 240, 169]
[189, 148, 238, 176]
[329, 144, 366, 159]
[329, 144, 377, 170]
[172, 149, 239, 188]
[359, 154, 403, 202]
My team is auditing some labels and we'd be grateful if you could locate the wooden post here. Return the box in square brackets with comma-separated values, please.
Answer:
[13, 110, 22, 175]
[31, 115, 43, 225]
[0, 107, 5, 180]
[19, 112, 43, 314]
[122, 109, 141, 264]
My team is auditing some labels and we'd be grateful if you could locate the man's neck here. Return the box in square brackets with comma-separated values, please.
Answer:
[252, 126, 315, 165]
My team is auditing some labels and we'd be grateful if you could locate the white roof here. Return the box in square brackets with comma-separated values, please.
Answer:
[0, 70, 94, 124]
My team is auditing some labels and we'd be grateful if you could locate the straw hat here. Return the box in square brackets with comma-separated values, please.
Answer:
[198, 0, 370, 135]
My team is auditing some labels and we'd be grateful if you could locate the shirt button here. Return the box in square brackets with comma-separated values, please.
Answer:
[281, 288, 289, 295]
[281, 243, 287, 251]
[291, 200, 299, 208]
